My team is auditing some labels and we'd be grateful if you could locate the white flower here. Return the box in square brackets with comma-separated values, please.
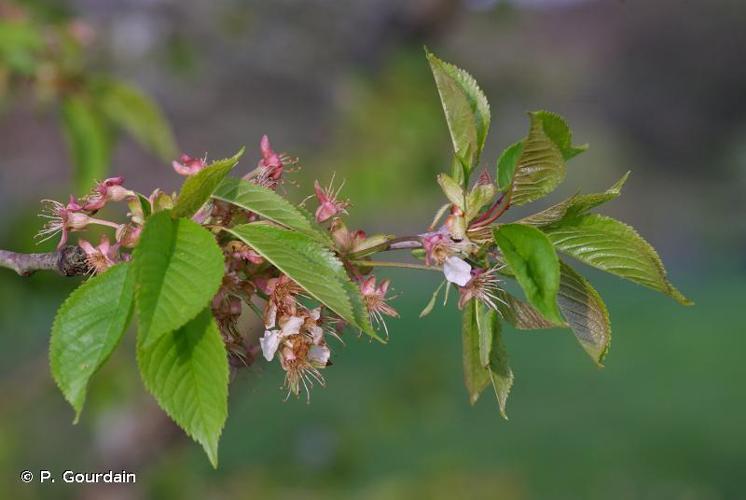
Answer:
[443, 256, 472, 287]
[259, 315, 305, 361]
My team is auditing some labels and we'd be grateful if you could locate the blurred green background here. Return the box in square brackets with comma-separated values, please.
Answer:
[1, 0, 744, 499]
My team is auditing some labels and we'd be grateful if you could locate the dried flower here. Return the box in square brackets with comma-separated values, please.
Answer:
[260, 309, 333, 401]
[224, 240, 264, 265]
[263, 275, 304, 328]
[78, 234, 119, 274]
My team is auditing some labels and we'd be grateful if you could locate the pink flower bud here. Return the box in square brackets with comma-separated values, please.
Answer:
[83, 177, 134, 212]
[172, 154, 207, 176]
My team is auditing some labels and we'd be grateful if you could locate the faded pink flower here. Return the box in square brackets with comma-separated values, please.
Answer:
[457, 265, 508, 312]
[360, 276, 398, 337]
[244, 135, 289, 190]
[36, 197, 92, 249]
[313, 175, 349, 223]
[78, 234, 119, 274]
[172, 154, 207, 176]
[83, 176, 135, 212]
[259, 134, 283, 172]
[37, 196, 123, 249]
[422, 232, 453, 266]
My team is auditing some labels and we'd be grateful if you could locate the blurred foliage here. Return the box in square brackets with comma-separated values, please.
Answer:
[303, 51, 449, 220]
[0, 0, 176, 193]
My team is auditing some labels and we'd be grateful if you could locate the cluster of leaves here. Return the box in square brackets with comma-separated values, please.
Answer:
[37, 50, 691, 468]
[0, 0, 176, 191]
[424, 50, 692, 415]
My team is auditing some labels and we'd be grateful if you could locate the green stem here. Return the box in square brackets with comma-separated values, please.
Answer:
[348, 236, 422, 259]
[349, 259, 442, 272]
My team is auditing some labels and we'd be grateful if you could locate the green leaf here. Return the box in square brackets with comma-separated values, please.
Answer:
[426, 50, 490, 175]
[420, 280, 446, 318]
[134, 211, 225, 348]
[517, 194, 578, 228]
[0, 20, 43, 74]
[519, 172, 630, 227]
[437, 173, 465, 209]
[50, 264, 135, 422]
[558, 261, 612, 366]
[137, 308, 228, 468]
[60, 95, 112, 194]
[226, 223, 377, 339]
[484, 309, 513, 419]
[172, 148, 244, 218]
[532, 111, 588, 160]
[496, 141, 524, 192]
[475, 299, 496, 367]
[565, 171, 630, 218]
[95, 78, 177, 161]
[495, 289, 559, 331]
[509, 112, 567, 206]
[463, 301, 514, 417]
[462, 301, 490, 405]
[544, 214, 692, 305]
[212, 177, 328, 243]
[493, 224, 565, 325]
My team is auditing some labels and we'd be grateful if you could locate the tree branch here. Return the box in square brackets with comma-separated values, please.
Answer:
[0, 246, 90, 277]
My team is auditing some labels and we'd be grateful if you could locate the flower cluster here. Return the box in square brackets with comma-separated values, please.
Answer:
[33, 132, 517, 400]
[35, 135, 403, 401]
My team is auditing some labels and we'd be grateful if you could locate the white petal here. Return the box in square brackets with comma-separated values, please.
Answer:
[308, 345, 330, 366]
[260, 330, 280, 361]
[443, 256, 472, 287]
[281, 315, 304, 336]
[309, 325, 324, 344]
[308, 307, 321, 321]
